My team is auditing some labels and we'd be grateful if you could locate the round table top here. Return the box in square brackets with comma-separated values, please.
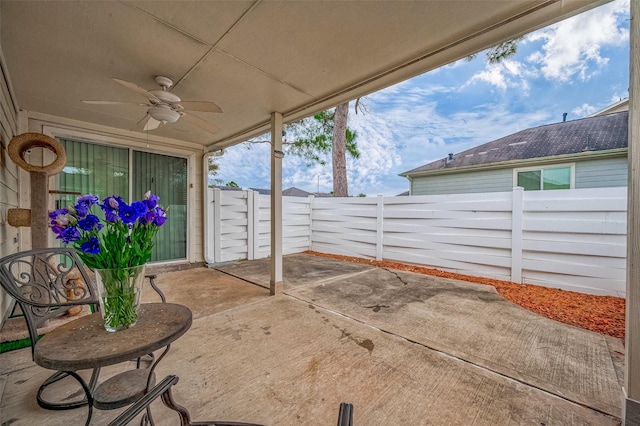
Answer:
[34, 303, 192, 371]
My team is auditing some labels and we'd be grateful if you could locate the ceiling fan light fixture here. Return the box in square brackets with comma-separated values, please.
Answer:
[148, 105, 180, 124]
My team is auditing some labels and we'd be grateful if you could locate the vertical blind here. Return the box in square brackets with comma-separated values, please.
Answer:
[58, 139, 129, 207]
[133, 151, 187, 262]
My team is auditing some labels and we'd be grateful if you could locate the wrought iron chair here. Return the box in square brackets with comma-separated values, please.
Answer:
[109, 376, 350, 426]
[0, 247, 162, 411]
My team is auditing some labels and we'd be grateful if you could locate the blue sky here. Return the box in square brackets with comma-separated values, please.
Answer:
[214, 0, 630, 196]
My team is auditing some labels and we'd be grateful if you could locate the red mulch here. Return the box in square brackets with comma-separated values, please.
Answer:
[304, 251, 626, 339]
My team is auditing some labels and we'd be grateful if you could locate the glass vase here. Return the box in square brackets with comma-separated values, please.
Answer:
[94, 264, 145, 332]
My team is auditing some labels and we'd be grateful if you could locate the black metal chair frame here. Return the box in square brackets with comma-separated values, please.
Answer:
[0, 247, 163, 413]
[108, 374, 352, 426]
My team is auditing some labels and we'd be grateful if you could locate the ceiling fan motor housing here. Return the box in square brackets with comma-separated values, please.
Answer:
[150, 90, 181, 104]
[149, 104, 180, 123]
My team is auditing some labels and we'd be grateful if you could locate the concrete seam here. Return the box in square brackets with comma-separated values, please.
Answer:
[285, 292, 622, 422]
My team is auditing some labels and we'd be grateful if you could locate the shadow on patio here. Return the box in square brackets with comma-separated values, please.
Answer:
[0, 253, 624, 425]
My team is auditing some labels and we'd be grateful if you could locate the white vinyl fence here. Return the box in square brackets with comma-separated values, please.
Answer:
[206, 187, 627, 297]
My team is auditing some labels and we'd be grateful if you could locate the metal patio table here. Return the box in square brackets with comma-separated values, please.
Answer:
[34, 302, 192, 425]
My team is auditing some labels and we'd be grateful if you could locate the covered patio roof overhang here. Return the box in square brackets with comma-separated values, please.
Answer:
[0, 0, 610, 151]
[2, 0, 639, 423]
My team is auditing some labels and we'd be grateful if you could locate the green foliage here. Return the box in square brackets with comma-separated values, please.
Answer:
[226, 181, 240, 188]
[357, 193, 366, 197]
[486, 37, 523, 64]
[285, 107, 360, 166]
[208, 159, 219, 176]
[465, 37, 523, 64]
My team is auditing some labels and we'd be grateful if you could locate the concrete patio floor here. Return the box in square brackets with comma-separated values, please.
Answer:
[0, 253, 625, 425]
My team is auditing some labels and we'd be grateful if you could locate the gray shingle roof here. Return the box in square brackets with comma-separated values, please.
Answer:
[282, 187, 311, 197]
[401, 111, 628, 176]
[249, 187, 271, 195]
[282, 187, 333, 197]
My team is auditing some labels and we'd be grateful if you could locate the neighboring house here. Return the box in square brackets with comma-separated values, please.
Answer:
[589, 98, 629, 117]
[400, 110, 629, 196]
[282, 187, 332, 197]
[212, 185, 244, 192]
[283, 187, 310, 197]
[249, 187, 271, 195]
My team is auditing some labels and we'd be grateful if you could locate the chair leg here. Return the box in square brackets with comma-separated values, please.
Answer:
[337, 402, 353, 426]
[36, 368, 99, 410]
[108, 375, 265, 426]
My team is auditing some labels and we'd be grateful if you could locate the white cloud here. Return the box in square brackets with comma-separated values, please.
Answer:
[526, 0, 628, 82]
[465, 59, 534, 93]
[212, 0, 629, 197]
[572, 103, 598, 117]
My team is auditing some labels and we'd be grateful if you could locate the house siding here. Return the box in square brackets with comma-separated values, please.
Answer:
[411, 156, 629, 196]
[0, 49, 20, 324]
[411, 169, 512, 195]
[575, 157, 627, 188]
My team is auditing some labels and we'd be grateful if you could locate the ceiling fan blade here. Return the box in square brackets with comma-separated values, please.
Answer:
[143, 116, 162, 131]
[181, 112, 221, 135]
[179, 101, 223, 113]
[112, 78, 161, 102]
[82, 100, 148, 106]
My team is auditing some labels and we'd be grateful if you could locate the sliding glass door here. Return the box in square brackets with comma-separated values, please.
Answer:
[57, 138, 187, 263]
[133, 151, 187, 262]
[57, 139, 129, 206]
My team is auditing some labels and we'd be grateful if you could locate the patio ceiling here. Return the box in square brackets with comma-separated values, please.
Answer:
[1, 0, 608, 152]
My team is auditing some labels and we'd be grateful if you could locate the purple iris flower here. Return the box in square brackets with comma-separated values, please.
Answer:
[102, 195, 125, 210]
[48, 208, 68, 221]
[131, 201, 147, 217]
[119, 204, 139, 224]
[78, 214, 102, 231]
[57, 226, 81, 243]
[51, 225, 65, 235]
[80, 237, 101, 254]
[74, 195, 98, 217]
[101, 196, 127, 222]
[153, 207, 167, 226]
[144, 194, 159, 210]
[139, 210, 152, 225]
[103, 209, 118, 223]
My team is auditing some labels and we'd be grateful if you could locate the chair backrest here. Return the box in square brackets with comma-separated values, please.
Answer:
[0, 247, 99, 356]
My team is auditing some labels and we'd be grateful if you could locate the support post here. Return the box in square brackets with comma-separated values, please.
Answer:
[625, 1, 640, 423]
[308, 195, 315, 251]
[511, 187, 524, 284]
[247, 190, 255, 261]
[30, 172, 48, 249]
[376, 195, 384, 261]
[213, 188, 221, 263]
[270, 112, 284, 295]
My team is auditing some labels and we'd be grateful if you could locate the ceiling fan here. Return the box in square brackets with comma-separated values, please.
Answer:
[82, 75, 222, 134]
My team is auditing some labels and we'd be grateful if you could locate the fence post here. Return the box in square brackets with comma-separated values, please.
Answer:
[308, 195, 315, 251]
[247, 190, 254, 260]
[213, 188, 222, 263]
[253, 191, 260, 258]
[376, 194, 384, 261]
[511, 187, 524, 284]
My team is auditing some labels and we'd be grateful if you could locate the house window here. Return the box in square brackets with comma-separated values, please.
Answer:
[56, 138, 187, 262]
[515, 165, 573, 191]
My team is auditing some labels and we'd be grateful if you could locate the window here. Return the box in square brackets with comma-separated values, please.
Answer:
[515, 165, 573, 191]
[56, 138, 188, 262]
